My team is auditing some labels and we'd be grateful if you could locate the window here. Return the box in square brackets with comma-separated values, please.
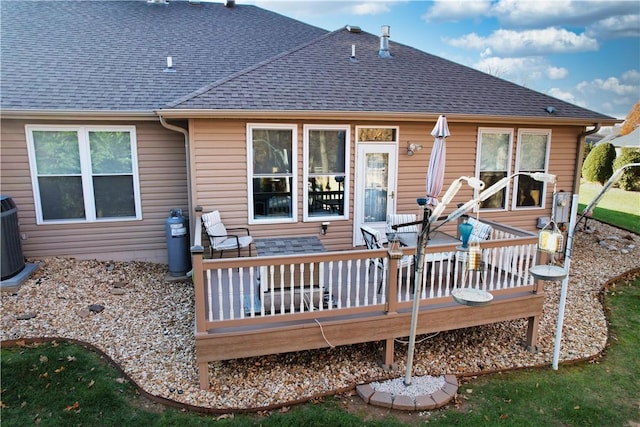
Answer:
[513, 129, 551, 208]
[476, 128, 513, 210]
[26, 125, 141, 224]
[304, 125, 350, 220]
[357, 127, 397, 142]
[248, 124, 296, 223]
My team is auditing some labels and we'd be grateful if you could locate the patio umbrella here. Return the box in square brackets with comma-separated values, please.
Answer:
[405, 114, 450, 386]
[425, 115, 450, 208]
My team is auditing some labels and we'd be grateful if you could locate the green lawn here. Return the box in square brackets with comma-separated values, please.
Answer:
[579, 180, 640, 234]
[2, 276, 639, 426]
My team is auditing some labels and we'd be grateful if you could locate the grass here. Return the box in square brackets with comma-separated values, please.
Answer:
[2, 277, 639, 426]
[578, 180, 640, 233]
[427, 277, 640, 426]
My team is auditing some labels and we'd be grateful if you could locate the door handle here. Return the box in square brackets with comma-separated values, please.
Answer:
[390, 191, 395, 199]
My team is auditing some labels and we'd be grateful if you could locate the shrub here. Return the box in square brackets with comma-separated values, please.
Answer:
[613, 148, 640, 191]
[582, 142, 616, 185]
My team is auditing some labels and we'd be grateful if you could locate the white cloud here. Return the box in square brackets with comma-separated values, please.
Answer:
[574, 71, 640, 118]
[580, 76, 638, 97]
[547, 66, 568, 80]
[352, 2, 392, 15]
[249, 1, 406, 18]
[547, 87, 583, 106]
[622, 69, 640, 83]
[446, 27, 598, 56]
[490, 0, 638, 29]
[422, 0, 491, 22]
[587, 14, 640, 39]
[473, 56, 569, 90]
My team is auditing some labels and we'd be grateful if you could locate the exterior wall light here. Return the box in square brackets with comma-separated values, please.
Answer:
[407, 143, 422, 156]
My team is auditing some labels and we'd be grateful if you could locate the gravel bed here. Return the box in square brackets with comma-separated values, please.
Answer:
[1, 221, 638, 410]
[370, 375, 446, 398]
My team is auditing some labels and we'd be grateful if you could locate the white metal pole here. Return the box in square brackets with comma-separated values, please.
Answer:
[552, 194, 579, 370]
[404, 208, 429, 385]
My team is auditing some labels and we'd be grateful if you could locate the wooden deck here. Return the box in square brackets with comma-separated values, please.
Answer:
[190, 212, 546, 389]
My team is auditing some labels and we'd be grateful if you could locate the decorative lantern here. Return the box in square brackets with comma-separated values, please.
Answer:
[388, 235, 403, 259]
[467, 242, 483, 271]
[538, 220, 564, 253]
[458, 215, 473, 249]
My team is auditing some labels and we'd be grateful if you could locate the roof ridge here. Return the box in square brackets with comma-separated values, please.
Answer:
[163, 28, 341, 109]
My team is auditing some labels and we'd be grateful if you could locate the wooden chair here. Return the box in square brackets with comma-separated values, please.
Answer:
[361, 225, 413, 292]
[201, 210, 253, 257]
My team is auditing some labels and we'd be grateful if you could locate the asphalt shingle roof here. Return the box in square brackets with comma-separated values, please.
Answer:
[1, 1, 614, 122]
[0, 0, 327, 111]
[167, 28, 614, 121]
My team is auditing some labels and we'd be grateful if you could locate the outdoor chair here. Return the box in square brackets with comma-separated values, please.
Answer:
[202, 210, 253, 258]
[386, 213, 451, 282]
[361, 225, 413, 293]
[386, 213, 419, 234]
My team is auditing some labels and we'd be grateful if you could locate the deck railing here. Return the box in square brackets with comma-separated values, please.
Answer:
[191, 213, 540, 334]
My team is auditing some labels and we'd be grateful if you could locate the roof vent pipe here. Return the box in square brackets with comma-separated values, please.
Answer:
[164, 56, 176, 73]
[379, 25, 391, 58]
[225, 0, 235, 7]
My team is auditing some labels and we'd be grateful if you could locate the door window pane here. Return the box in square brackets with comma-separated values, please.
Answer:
[364, 153, 388, 222]
[357, 128, 397, 142]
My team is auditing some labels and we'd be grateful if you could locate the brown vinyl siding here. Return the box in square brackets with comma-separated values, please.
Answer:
[0, 119, 188, 264]
[190, 118, 583, 251]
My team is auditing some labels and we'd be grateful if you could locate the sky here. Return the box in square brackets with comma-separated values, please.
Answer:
[246, 0, 639, 125]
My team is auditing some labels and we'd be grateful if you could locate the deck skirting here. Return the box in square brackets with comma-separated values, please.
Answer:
[194, 290, 544, 388]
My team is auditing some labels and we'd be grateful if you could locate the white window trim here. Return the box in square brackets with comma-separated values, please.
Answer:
[303, 124, 351, 222]
[246, 123, 298, 225]
[512, 129, 552, 210]
[25, 124, 141, 225]
[475, 127, 514, 212]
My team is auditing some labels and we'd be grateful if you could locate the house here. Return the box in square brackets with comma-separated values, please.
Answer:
[1, 1, 622, 389]
[1, 0, 618, 265]
[598, 127, 640, 156]
[0, 0, 327, 264]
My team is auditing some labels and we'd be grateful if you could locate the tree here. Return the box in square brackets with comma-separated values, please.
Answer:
[620, 100, 640, 136]
[582, 142, 616, 185]
[613, 148, 640, 191]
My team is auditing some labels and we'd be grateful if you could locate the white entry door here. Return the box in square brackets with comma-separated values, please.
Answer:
[353, 143, 397, 246]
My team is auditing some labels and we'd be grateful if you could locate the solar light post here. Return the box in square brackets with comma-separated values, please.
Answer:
[552, 162, 639, 369]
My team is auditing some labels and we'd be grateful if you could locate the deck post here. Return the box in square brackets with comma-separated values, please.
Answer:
[191, 208, 207, 334]
[386, 251, 400, 313]
[198, 361, 210, 390]
[380, 337, 395, 369]
[191, 208, 210, 390]
[525, 315, 539, 352]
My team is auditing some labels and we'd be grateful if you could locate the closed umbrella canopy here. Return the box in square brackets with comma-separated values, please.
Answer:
[425, 115, 450, 208]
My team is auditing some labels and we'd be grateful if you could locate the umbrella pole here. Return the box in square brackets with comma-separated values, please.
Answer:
[404, 206, 431, 386]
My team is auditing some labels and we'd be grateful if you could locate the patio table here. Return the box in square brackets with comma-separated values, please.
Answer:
[253, 236, 326, 312]
[254, 235, 325, 256]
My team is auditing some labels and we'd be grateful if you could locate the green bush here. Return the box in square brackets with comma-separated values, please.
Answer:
[613, 148, 640, 191]
[582, 142, 616, 185]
